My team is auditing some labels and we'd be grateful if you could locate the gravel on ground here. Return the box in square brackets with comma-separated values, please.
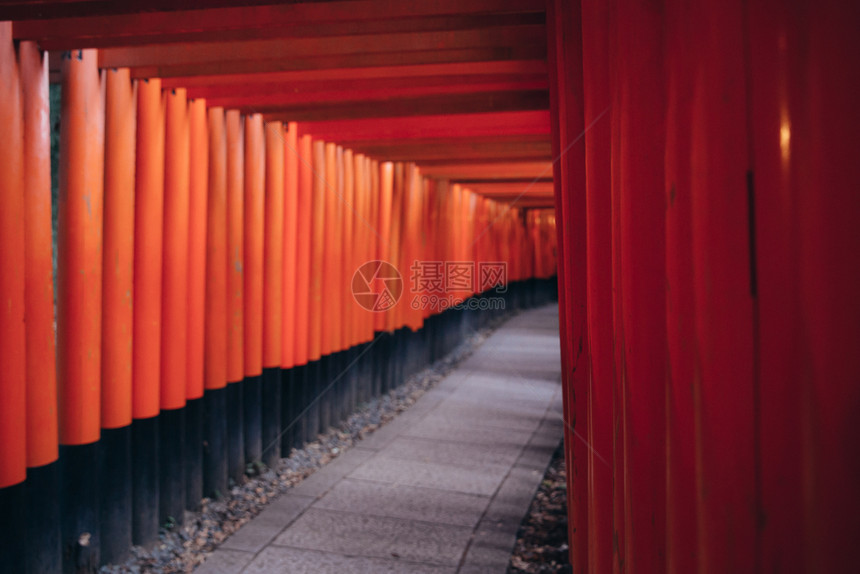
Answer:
[101, 321, 504, 574]
[508, 442, 570, 574]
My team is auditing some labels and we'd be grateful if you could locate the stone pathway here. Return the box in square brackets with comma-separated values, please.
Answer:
[197, 305, 563, 574]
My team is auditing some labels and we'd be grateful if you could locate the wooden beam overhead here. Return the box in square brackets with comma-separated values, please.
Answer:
[162, 61, 548, 88]
[124, 46, 546, 79]
[422, 161, 553, 180]
[299, 111, 550, 142]
[201, 79, 548, 110]
[99, 26, 546, 70]
[262, 90, 549, 122]
[7, 0, 542, 24]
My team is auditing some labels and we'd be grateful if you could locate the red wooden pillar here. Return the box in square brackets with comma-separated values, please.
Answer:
[280, 123, 296, 372]
[579, 0, 614, 569]
[796, 0, 860, 572]
[160, 86, 191, 522]
[293, 133, 313, 370]
[689, 2, 756, 571]
[186, 96, 208, 507]
[100, 64, 136, 563]
[242, 113, 264, 463]
[58, 48, 105, 569]
[0, 22, 27, 572]
[203, 107, 228, 497]
[262, 120, 284, 462]
[614, 0, 668, 571]
[547, 0, 589, 569]
[662, 2, 699, 572]
[131, 76, 164, 547]
[225, 109, 245, 482]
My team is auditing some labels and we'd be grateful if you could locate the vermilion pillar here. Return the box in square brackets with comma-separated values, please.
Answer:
[160, 86, 190, 524]
[225, 109, 245, 482]
[242, 114, 265, 465]
[291, 133, 313, 448]
[0, 22, 27, 573]
[307, 139, 326, 434]
[19, 40, 61, 574]
[58, 48, 105, 572]
[100, 65, 136, 565]
[616, 1, 667, 570]
[203, 107, 228, 498]
[690, 2, 756, 571]
[579, 1, 614, 570]
[662, 1, 698, 571]
[262, 120, 284, 463]
[131, 76, 164, 547]
[186, 97, 208, 509]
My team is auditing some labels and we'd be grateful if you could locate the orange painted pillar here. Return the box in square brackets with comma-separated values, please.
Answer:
[225, 109, 245, 482]
[308, 140, 327, 433]
[351, 154, 366, 348]
[263, 122, 284, 373]
[375, 162, 393, 333]
[279, 124, 295, 372]
[0, 22, 27, 573]
[160, 87, 190, 523]
[203, 107, 228, 497]
[58, 48, 105, 570]
[321, 142, 337, 362]
[131, 76, 164, 547]
[19, 40, 62, 572]
[186, 96, 208, 508]
[388, 163, 405, 332]
[100, 64, 136, 564]
[242, 113, 264, 464]
[262, 120, 284, 463]
[291, 133, 314, 446]
[294, 133, 313, 370]
[343, 149, 355, 352]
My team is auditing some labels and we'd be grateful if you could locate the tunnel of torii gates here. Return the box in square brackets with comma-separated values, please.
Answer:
[0, 0, 858, 573]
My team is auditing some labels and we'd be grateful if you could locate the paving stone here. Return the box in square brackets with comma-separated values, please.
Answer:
[243, 546, 456, 574]
[195, 549, 254, 574]
[290, 448, 376, 498]
[314, 478, 489, 527]
[380, 435, 523, 469]
[349, 454, 508, 496]
[220, 494, 315, 553]
[402, 415, 534, 448]
[273, 508, 472, 566]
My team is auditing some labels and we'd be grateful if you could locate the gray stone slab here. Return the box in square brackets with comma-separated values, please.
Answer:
[380, 436, 523, 469]
[243, 546, 456, 574]
[195, 549, 254, 574]
[273, 508, 472, 566]
[219, 494, 315, 553]
[349, 454, 509, 496]
[314, 478, 489, 527]
[290, 447, 375, 498]
[402, 416, 534, 448]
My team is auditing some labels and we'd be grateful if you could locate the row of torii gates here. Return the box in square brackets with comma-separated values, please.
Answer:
[1, 1, 859, 573]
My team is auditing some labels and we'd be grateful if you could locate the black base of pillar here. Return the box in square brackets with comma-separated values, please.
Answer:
[243, 374, 262, 466]
[261, 367, 281, 468]
[1, 480, 28, 572]
[99, 425, 131, 565]
[317, 354, 331, 434]
[226, 382, 245, 485]
[185, 397, 203, 510]
[305, 359, 321, 441]
[158, 407, 185, 526]
[131, 416, 159, 548]
[203, 387, 227, 499]
[26, 461, 61, 573]
[60, 441, 100, 573]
